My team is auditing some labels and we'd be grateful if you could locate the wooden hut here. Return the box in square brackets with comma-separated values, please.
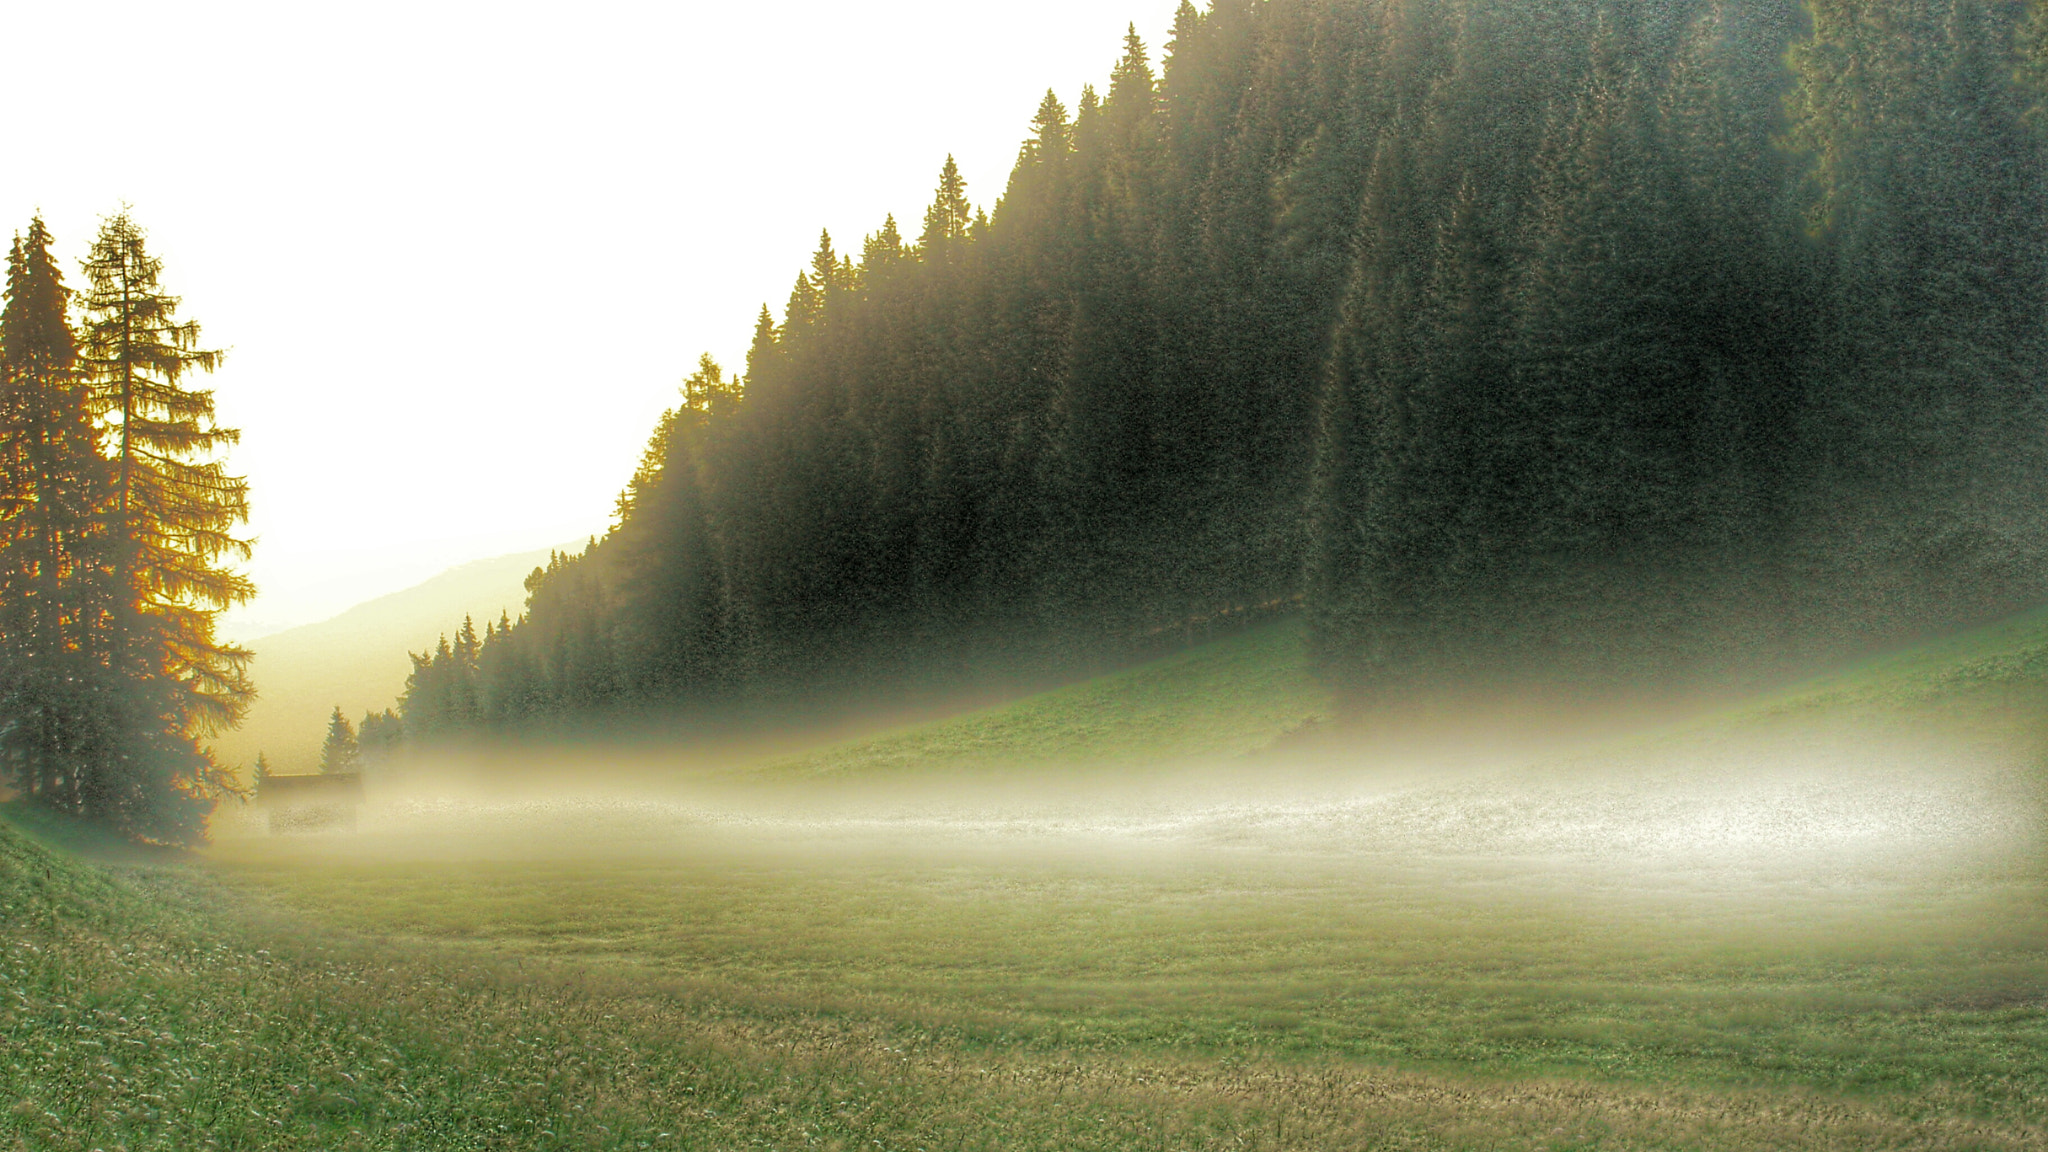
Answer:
[258, 772, 364, 833]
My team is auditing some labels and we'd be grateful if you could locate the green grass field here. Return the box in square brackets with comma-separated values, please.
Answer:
[748, 619, 1332, 779]
[6, 617, 2047, 1149]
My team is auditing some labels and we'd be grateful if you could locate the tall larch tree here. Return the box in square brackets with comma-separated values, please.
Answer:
[76, 211, 252, 840]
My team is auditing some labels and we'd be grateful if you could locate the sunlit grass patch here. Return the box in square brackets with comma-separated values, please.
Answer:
[751, 618, 1331, 780]
[1731, 602, 2048, 724]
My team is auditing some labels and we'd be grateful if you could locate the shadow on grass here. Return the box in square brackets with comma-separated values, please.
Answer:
[0, 799, 197, 866]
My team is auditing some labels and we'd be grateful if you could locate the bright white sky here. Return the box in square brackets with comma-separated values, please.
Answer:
[6, 0, 1176, 639]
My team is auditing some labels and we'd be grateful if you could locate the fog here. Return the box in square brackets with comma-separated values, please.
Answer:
[214, 708, 2044, 910]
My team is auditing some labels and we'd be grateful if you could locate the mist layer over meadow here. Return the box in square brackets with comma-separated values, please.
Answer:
[5, 620, 2043, 1151]
[182, 657, 2048, 1150]
[219, 715, 2039, 882]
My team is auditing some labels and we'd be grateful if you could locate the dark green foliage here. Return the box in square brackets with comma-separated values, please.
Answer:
[356, 709, 401, 767]
[1779, 0, 2048, 646]
[1309, 0, 2047, 698]
[383, 0, 2048, 736]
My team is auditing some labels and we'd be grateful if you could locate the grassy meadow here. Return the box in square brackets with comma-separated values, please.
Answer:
[6, 617, 2048, 1150]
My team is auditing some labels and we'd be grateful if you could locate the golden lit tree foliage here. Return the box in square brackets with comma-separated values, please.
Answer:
[60, 211, 254, 840]
[77, 211, 253, 736]
[0, 218, 111, 807]
[0, 211, 253, 841]
[2023, 0, 2048, 127]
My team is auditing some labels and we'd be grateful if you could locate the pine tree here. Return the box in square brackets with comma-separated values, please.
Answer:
[1304, 106, 1444, 689]
[920, 157, 973, 253]
[402, 636, 454, 737]
[318, 706, 359, 775]
[476, 611, 538, 723]
[862, 215, 907, 273]
[1042, 26, 1176, 650]
[1212, 0, 1383, 616]
[1019, 90, 1072, 173]
[0, 217, 112, 809]
[1656, 0, 1814, 657]
[430, 615, 480, 726]
[349, 1, 2048, 727]
[782, 233, 835, 340]
[1108, 24, 1160, 120]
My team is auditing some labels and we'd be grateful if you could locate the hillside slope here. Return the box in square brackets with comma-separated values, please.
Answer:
[750, 602, 2048, 785]
[397, 0, 2048, 740]
[213, 545, 574, 776]
[752, 618, 1332, 780]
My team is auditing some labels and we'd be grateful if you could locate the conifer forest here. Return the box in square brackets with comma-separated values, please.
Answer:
[389, 0, 2048, 739]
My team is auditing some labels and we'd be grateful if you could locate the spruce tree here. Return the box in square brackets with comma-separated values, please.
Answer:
[78, 213, 252, 715]
[611, 355, 737, 698]
[920, 157, 973, 253]
[1304, 105, 1444, 689]
[318, 707, 359, 775]
[862, 215, 907, 270]
[0, 217, 112, 809]
[402, 636, 455, 738]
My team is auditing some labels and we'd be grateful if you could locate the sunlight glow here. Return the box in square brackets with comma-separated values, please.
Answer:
[2, 0, 1176, 636]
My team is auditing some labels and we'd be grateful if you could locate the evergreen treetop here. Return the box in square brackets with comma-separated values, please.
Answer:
[919, 156, 973, 251]
[78, 210, 253, 735]
[318, 706, 359, 775]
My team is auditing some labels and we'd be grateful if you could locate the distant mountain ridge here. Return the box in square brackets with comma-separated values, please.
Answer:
[213, 544, 576, 776]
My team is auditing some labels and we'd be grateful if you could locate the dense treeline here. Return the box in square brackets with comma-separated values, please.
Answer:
[1312, 0, 2048, 692]
[0, 213, 250, 843]
[394, 0, 2048, 740]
